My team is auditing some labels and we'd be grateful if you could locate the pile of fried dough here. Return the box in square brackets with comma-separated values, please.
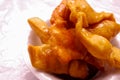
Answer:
[27, 0, 120, 79]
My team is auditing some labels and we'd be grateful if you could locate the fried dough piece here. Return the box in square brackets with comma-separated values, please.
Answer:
[48, 26, 76, 48]
[28, 17, 50, 43]
[28, 17, 104, 78]
[75, 12, 112, 59]
[51, 0, 115, 27]
[28, 17, 74, 47]
[75, 12, 120, 68]
[27, 0, 120, 79]
[68, 0, 115, 25]
[109, 47, 120, 68]
[28, 17, 86, 52]
[50, 0, 120, 40]
[69, 60, 88, 78]
[76, 26, 112, 60]
[88, 20, 120, 40]
[50, 0, 74, 28]
[51, 0, 115, 28]
[77, 28, 112, 60]
[28, 44, 89, 78]
[78, 28, 120, 68]
[28, 17, 104, 68]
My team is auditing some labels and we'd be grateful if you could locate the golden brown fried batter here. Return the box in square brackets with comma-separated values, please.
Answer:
[73, 10, 120, 68]
[50, 0, 74, 28]
[109, 47, 120, 68]
[50, 0, 115, 29]
[88, 20, 120, 40]
[48, 26, 75, 48]
[27, 0, 120, 79]
[28, 17, 104, 78]
[28, 44, 89, 78]
[75, 13, 112, 59]
[28, 17, 50, 43]
[69, 60, 88, 78]
[68, 0, 115, 25]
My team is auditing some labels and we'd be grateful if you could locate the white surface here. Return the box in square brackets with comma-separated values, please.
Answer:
[0, 0, 40, 80]
[0, 0, 120, 80]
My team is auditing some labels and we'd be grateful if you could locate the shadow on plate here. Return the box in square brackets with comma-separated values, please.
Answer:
[41, 63, 99, 80]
